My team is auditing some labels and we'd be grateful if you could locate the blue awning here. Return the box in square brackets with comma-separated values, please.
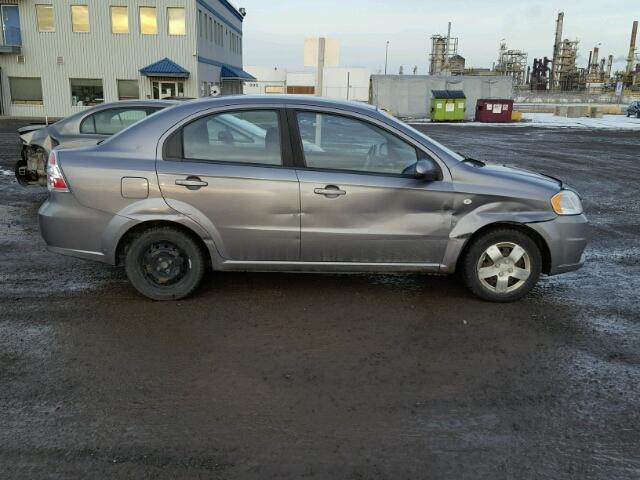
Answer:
[220, 64, 256, 81]
[140, 58, 190, 78]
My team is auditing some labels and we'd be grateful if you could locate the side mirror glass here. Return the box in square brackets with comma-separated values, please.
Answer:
[414, 158, 440, 181]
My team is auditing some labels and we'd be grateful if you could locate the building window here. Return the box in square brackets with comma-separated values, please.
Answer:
[70, 79, 103, 106]
[71, 5, 89, 33]
[167, 7, 185, 35]
[111, 6, 128, 34]
[265, 85, 285, 94]
[9, 77, 44, 105]
[35, 5, 55, 32]
[117, 79, 139, 100]
[139, 7, 157, 35]
[208, 17, 212, 43]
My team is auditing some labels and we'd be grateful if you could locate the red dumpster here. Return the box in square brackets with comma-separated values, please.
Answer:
[475, 99, 514, 122]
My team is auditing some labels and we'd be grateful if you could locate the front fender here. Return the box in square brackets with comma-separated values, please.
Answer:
[440, 201, 557, 273]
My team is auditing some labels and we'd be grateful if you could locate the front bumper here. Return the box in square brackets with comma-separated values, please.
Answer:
[527, 214, 589, 275]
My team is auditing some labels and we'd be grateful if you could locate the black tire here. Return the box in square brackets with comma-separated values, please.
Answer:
[124, 226, 206, 301]
[460, 228, 542, 302]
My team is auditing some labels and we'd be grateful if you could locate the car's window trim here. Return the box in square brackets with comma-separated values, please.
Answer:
[287, 107, 443, 180]
[162, 107, 295, 169]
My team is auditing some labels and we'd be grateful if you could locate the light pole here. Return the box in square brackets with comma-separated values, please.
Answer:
[384, 41, 389, 75]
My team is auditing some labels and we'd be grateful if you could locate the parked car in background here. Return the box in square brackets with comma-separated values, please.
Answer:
[39, 96, 588, 302]
[626, 101, 640, 118]
[16, 100, 177, 186]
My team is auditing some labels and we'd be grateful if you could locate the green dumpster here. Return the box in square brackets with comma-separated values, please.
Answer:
[430, 90, 466, 122]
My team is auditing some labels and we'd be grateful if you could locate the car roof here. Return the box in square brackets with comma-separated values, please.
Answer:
[155, 94, 379, 124]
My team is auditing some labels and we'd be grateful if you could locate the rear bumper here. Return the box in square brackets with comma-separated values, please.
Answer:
[526, 214, 589, 275]
[39, 193, 114, 264]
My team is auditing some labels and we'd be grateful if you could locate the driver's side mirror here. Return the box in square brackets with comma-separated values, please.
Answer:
[414, 158, 441, 181]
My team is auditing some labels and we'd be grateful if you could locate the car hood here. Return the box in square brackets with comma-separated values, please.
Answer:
[481, 164, 564, 189]
[19, 124, 48, 144]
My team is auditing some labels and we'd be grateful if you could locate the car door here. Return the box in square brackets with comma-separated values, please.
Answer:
[157, 108, 300, 262]
[290, 109, 453, 264]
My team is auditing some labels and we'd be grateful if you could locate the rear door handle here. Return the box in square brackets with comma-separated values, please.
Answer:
[314, 185, 346, 197]
[175, 177, 208, 190]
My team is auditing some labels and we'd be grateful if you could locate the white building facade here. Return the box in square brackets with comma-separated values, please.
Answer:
[245, 66, 370, 101]
[0, 0, 254, 117]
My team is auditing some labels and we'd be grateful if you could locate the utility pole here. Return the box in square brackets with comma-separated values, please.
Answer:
[315, 37, 326, 97]
[384, 41, 389, 75]
[346, 71, 350, 100]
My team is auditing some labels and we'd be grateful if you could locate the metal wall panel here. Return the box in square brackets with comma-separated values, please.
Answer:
[0, 0, 243, 117]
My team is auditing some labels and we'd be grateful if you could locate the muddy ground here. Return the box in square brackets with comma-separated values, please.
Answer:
[0, 119, 638, 479]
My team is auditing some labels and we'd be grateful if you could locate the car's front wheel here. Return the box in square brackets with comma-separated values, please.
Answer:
[460, 228, 542, 302]
[124, 226, 206, 301]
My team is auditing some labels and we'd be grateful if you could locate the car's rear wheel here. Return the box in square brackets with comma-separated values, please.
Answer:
[460, 228, 542, 302]
[124, 226, 206, 301]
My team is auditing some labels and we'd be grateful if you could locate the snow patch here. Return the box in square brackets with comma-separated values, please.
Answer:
[409, 113, 640, 130]
[1, 169, 13, 176]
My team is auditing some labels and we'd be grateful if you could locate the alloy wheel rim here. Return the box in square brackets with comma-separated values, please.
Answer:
[476, 241, 531, 294]
[141, 241, 189, 286]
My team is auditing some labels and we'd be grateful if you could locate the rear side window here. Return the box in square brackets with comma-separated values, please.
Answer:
[80, 107, 162, 135]
[180, 110, 282, 166]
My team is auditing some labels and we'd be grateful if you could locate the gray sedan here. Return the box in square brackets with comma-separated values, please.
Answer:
[16, 99, 177, 186]
[39, 95, 588, 302]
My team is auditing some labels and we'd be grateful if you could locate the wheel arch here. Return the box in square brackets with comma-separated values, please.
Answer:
[455, 222, 552, 275]
[114, 220, 213, 268]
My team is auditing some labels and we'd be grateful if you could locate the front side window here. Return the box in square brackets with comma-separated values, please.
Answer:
[9, 77, 43, 105]
[71, 5, 89, 33]
[111, 6, 128, 34]
[180, 110, 282, 166]
[117, 79, 139, 100]
[36, 4, 55, 32]
[80, 107, 161, 135]
[296, 112, 419, 175]
[70, 78, 103, 106]
[167, 7, 185, 35]
[139, 7, 157, 34]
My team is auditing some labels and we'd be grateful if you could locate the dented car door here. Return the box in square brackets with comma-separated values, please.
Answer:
[292, 110, 453, 264]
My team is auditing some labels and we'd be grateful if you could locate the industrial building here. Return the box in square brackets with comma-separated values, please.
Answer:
[0, 0, 254, 117]
[532, 13, 638, 93]
[370, 75, 514, 119]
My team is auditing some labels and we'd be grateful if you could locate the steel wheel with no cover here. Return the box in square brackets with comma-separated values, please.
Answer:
[124, 227, 206, 301]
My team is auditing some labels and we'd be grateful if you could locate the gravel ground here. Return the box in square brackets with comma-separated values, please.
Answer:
[0, 118, 638, 479]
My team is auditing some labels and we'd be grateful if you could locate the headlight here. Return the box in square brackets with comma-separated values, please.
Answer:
[551, 190, 583, 215]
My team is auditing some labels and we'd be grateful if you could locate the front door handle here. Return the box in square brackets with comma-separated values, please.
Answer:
[175, 176, 208, 190]
[314, 185, 346, 197]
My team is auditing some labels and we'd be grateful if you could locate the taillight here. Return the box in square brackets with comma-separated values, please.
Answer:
[47, 150, 69, 192]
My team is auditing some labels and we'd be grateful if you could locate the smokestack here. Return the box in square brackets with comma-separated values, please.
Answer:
[551, 12, 564, 90]
[587, 50, 593, 73]
[606, 55, 613, 78]
[592, 47, 599, 67]
[627, 21, 638, 74]
[445, 22, 451, 59]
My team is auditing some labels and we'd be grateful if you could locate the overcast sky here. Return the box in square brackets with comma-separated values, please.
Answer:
[238, 0, 637, 73]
